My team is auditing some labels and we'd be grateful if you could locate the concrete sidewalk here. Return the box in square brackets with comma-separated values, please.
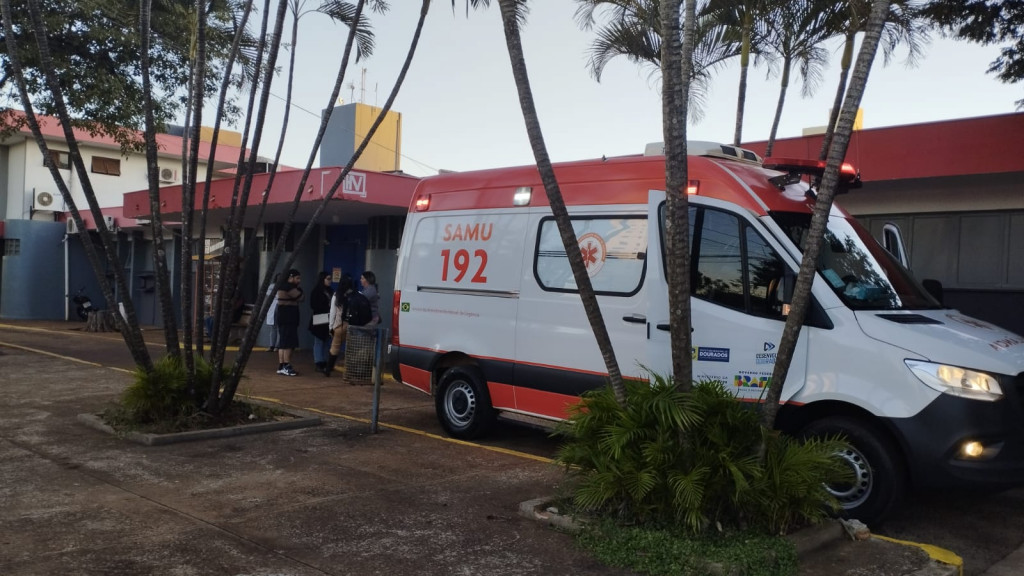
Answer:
[0, 321, 980, 575]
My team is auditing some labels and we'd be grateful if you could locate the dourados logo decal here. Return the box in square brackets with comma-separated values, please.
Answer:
[692, 347, 730, 362]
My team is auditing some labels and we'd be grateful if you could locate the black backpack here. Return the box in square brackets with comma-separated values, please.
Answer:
[345, 291, 373, 326]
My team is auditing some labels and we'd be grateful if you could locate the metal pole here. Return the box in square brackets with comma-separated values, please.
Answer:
[370, 326, 386, 433]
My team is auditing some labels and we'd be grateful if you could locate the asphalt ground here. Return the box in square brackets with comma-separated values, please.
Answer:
[0, 320, 991, 575]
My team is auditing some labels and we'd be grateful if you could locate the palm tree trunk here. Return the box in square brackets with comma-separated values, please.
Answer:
[819, 32, 855, 160]
[497, 0, 627, 406]
[138, 0, 183, 356]
[661, 0, 696, 390]
[733, 15, 752, 146]
[761, 0, 893, 429]
[222, 0, 427, 409]
[765, 59, 791, 157]
[208, 0, 288, 411]
[180, 0, 209, 393]
[225, 0, 371, 405]
[3, 0, 153, 371]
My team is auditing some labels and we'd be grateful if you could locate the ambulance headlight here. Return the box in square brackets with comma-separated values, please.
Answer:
[905, 360, 1003, 401]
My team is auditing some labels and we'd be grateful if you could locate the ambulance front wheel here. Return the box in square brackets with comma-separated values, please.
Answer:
[436, 366, 496, 440]
[802, 416, 907, 526]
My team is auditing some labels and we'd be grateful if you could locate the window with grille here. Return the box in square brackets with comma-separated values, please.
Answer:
[3, 239, 21, 256]
[46, 150, 70, 170]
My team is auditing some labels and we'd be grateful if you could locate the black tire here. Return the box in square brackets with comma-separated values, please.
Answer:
[75, 306, 89, 321]
[802, 416, 907, 527]
[435, 366, 495, 440]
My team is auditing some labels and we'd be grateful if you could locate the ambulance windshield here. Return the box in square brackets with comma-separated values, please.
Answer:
[771, 212, 941, 311]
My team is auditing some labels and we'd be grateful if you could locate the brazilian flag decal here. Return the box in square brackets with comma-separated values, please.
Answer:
[401, 302, 411, 312]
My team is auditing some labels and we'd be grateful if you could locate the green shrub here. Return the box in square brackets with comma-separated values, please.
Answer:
[554, 373, 851, 535]
[107, 355, 231, 428]
[576, 519, 798, 576]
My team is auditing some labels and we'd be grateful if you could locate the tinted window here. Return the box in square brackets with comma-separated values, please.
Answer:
[694, 209, 745, 310]
[659, 204, 788, 319]
[535, 217, 647, 295]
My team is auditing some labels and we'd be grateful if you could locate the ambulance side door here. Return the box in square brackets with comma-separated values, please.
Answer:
[513, 206, 650, 419]
[646, 191, 808, 399]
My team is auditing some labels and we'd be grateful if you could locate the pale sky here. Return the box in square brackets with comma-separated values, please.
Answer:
[257, 2, 1021, 178]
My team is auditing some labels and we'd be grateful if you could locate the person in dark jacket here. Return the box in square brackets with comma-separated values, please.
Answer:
[275, 269, 303, 377]
[360, 270, 380, 325]
[309, 271, 334, 375]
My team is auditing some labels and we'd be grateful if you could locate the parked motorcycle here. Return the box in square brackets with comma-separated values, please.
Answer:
[72, 287, 94, 320]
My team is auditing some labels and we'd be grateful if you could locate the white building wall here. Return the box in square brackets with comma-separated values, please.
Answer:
[5, 137, 212, 223]
[5, 144, 26, 220]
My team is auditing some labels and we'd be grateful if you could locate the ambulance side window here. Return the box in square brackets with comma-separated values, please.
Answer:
[670, 205, 786, 319]
[693, 209, 745, 310]
[534, 216, 648, 296]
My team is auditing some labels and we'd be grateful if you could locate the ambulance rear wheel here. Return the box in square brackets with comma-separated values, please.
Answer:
[802, 416, 906, 527]
[436, 366, 495, 439]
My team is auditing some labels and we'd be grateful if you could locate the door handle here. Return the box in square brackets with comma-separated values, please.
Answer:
[622, 314, 647, 324]
[656, 323, 694, 332]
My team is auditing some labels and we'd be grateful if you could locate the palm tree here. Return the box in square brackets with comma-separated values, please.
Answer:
[459, 0, 629, 405]
[1, 0, 155, 371]
[573, 0, 739, 124]
[660, 0, 698, 389]
[761, 0, 894, 429]
[817, 0, 927, 159]
[761, 0, 844, 156]
[704, 0, 774, 146]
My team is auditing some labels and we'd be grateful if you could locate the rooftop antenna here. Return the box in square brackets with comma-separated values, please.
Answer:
[360, 67, 367, 104]
[346, 81, 356, 104]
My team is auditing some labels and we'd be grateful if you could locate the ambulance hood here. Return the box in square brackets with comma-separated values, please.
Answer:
[855, 309, 1024, 376]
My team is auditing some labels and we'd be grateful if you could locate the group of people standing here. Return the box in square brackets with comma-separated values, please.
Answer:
[265, 269, 380, 377]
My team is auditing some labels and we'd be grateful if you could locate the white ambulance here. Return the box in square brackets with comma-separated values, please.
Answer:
[389, 142, 1024, 523]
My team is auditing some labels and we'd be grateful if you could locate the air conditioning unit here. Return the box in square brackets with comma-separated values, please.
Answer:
[66, 218, 80, 235]
[159, 167, 178, 183]
[103, 215, 116, 231]
[33, 190, 66, 212]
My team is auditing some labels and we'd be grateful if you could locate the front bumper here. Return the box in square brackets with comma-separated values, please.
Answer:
[890, 372, 1024, 488]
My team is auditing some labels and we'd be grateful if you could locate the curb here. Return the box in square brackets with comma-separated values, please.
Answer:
[77, 412, 322, 446]
[518, 498, 962, 576]
[517, 497, 583, 532]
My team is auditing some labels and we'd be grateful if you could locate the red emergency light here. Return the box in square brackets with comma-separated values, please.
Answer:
[762, 157, 861, 191]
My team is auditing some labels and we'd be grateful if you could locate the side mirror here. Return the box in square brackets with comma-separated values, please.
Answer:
[922, 279, 944, 306]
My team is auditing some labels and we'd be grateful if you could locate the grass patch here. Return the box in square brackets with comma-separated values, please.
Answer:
[576, 519, 797, 576]
[99, 354, 289, 434]
[101, 399, 292, 435]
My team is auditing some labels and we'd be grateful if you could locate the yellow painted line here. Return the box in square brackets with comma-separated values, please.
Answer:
[243, 394, 555, 464]
[0, 325, 552, 465]
[874, 534, 963, 574]
[0, 323, 246, 351]
[0, 341, 136, 374]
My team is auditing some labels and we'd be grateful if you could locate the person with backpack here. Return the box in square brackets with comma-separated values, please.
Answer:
[325, 274, 355, 377]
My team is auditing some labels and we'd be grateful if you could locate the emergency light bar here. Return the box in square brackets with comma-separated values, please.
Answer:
[762, 157, 862, 191]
